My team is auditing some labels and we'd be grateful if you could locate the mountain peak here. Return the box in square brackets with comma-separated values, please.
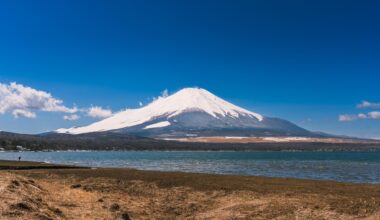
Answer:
[173, 87, 213, 97]
[56, 87, 264, 134]
[145, 87, 263, 120]
[155, 87, 216, 102]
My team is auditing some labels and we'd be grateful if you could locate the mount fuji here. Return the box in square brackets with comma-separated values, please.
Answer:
[56, 88, 314, 138]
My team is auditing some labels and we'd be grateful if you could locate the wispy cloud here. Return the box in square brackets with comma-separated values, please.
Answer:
[338, 114, 366, 122]
[339, 112, 380, 122]
[86, 106, 113, 118]
[152, 89, 170, 102]
[0, 82, 77, 118]
[63, 114, 80, 121]
[161, 89, 169, 98]
[339, 100, 380, 122]
[357, 101, 380, 109]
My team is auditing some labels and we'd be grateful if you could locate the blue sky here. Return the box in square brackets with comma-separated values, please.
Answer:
[0, 0, 379, 138]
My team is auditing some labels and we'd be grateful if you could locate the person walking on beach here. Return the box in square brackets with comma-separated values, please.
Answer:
[18, 156, 21, 161]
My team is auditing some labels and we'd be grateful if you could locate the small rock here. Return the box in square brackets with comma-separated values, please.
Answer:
[110, 203, 120, 212]
[11, 180, 20, 187]
[121, 212, 131, 220]
[70, 184, 82, 189]
[50, 207, 63, 216]
[11, 202, 32, 211]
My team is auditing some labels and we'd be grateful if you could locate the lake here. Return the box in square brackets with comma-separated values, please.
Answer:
[0, 151, 379, 184]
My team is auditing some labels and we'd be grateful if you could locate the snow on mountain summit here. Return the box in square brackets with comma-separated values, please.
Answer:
[147, 88, 263, 120]
[56, 88, 264, 134]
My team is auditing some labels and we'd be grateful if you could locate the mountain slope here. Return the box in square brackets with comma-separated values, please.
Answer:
[56, 88, 313, 137]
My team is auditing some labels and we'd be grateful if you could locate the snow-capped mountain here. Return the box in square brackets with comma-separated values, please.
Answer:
[56, 88, 312, 137]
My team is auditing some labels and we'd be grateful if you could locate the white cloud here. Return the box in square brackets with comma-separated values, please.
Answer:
[0, 82, 77, 118]
[339, 114, 358, 122]
[12, 109, 36, 119]
[357, 101, 380, 109]
[63, 114, 80, 121]
[86, 106, 113, 118]
[368, 111, 380, 119]
[340, 100, 380, 122]
[339, 112, 380, 121]
[0, 82, 119, 121]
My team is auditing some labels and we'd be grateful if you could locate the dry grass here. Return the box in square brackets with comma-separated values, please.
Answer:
[0, 168, 377, 219]
[1, 160, 380, 219]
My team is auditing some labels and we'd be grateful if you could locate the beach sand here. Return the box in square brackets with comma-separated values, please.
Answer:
[1, 160, 380, 219]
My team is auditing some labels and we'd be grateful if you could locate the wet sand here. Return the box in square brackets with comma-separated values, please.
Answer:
[1, 160, 380, 219]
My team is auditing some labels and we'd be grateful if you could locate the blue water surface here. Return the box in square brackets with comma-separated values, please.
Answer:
[0, 151, 379, 184]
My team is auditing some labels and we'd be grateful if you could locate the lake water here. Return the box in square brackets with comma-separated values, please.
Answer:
[0, 151, 379, 184]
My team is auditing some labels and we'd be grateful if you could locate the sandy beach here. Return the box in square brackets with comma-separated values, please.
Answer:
[1, 160, 380, 220]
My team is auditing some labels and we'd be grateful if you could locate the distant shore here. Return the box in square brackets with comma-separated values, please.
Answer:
[0, 159, 380, 219]
[2, 131, 380, 152]
[2, 141, 380, 152]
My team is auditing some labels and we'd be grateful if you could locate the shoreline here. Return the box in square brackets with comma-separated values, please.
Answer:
[0, 160, 87, 170]
[1, 155, 379, 185]
[0, 159, 379, 185]
[2, 147, 380, 153]
[1, 159, 379, 185]
[1, 160, 380, 219]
